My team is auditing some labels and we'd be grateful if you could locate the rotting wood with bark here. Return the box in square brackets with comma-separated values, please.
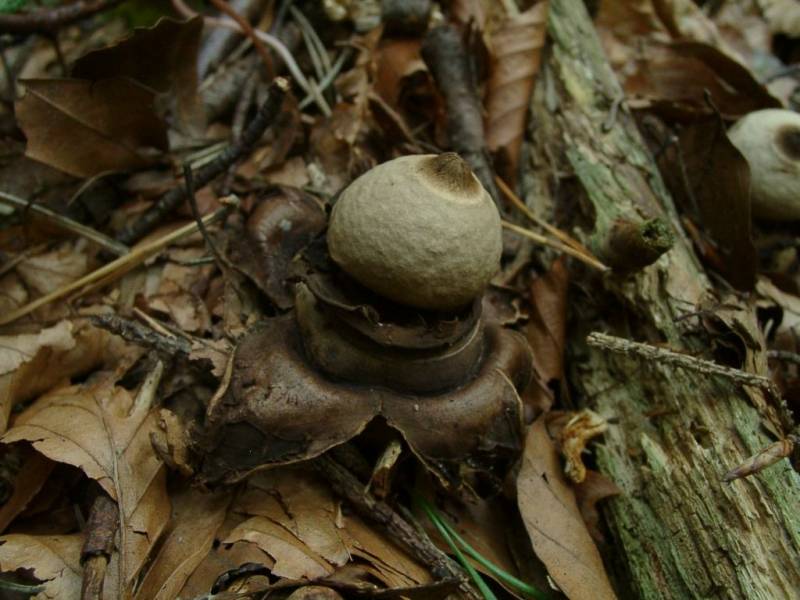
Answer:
[521, 1, 800, 598]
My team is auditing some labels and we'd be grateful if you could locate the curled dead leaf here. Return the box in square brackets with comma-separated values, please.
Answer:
[623, 41, 780, 118]
[72, 17, 204, 133]
[517, 417, 617, 600]
[484, 2, 548, 179]
[0, 370, 170, 592]
[228, 187, 327, 310]
[16, 78, 168, 178]
[659, 116, 756, 290]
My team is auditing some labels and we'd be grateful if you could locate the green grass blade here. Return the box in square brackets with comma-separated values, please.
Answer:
[417, 497, 551, 600]
[417, 498, 498, 600]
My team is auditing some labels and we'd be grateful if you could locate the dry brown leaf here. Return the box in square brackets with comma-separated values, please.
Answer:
[0, 320, 116, 433]
[660, 116, 756, 290]
[374, 38, 428, 111]
[144, 259, 216, 334]
[596, 0, 670, 75]
[135, 486, 232, 600]
[1, 370, 170, 593]
[523, 257, 569, 414]
[623, 41, 780, 118]
[0, 320, 74, 375]
[72, 17, 204, 133]
[653, 0, 735, 51]
[484, 2, 548, 179]
[225, 516, 334, 580]
[517, 417, 617, 600]
[15, 243, 90, 297]
[339, 517, 430, 588]
[596, 0, 738, 68]
[176, 508, 275, 598]
[235, 470, 351, 568]
[0, 450, 54, 533]
[16, 78, 168, 178]
[263, 156, 311, 188]
[231, 469, 429, 590]
[596, 0, 778, 118]
[0, 533, 83, 598]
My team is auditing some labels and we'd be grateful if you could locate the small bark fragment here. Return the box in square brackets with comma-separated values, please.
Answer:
[80, 494, 119, 600]
[421, 25, 505, 213]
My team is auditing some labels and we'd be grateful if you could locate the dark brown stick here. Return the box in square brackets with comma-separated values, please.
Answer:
[421, 24, 505, 214]
[312, 454, 478, 600]
[0, 0, 125, 34]
[117, 76, 290, 246]
[80, 494, 119, 600]
[89, 314, 191, 357]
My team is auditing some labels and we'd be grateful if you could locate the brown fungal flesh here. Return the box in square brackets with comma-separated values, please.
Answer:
[197, 312, 531, 486]
[295, 282, 486, 394]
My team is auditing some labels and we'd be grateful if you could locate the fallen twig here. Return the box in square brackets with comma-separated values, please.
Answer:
[80, 494, 119, 600]
[171, 0, 321, 110]
[503, 221, 610, 272]
[0, 203, 232, 326]
[89, 314, 191, 357]
[183, 163, 230, 275]
[0, 191, 129, 257]
[722, 435, 799, 482]
[421, 24, 504, 213]
[116, 77, 288, 245]
[0, 0, 124, 34]
[586, 332, 778, 394]
[312, 453, 477, 600]
[495, 175, 591, 255]
[767, 349, 800, 365]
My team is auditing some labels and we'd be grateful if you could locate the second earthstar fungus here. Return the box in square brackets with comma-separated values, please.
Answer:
[193, 153, 533, 492]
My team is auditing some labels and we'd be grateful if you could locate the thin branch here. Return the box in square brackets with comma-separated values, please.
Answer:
[0, 0, 125, 34]
[421, 25, 503, 212]
[312, 454, 477, 600]
[116, 77, 288, 246]
[495, 174, 600, 257]
[0, 191, 129, 256]
[183, 162, 229, 274]
[80, 494, 119, 600]
[502, 221, 610, 272]
[587, 332, 778, 395]
[88, 314, 191, 357]
[222, 68, 259, 194]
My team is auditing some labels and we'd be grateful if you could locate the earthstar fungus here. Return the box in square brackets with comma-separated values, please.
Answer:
[197, 154, 532, 490]
[728, 108, 800, 221]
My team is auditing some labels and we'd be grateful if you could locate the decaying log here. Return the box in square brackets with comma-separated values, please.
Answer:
[521, 1, 800, 598]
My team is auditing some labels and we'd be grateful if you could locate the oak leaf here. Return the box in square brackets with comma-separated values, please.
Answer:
[517, 417, 617, 600]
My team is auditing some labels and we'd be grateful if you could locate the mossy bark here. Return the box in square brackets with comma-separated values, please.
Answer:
[520, 1, 800, 598]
